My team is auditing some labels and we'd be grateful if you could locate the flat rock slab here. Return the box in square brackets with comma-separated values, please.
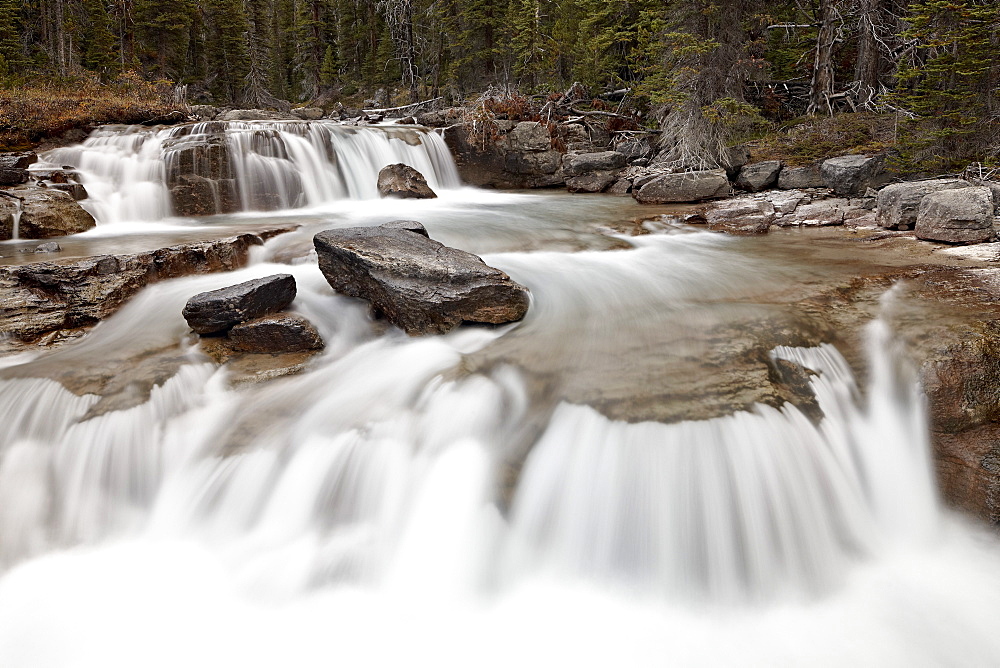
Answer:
[183, 274, 297, 334]
[314, 223, 530, 335]
[633, 169, 731, 203]
[228, 313, 325, 353]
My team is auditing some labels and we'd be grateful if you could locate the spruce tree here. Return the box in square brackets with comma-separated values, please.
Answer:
[203, 0, 250, 103]
[0, 0, 23, 79]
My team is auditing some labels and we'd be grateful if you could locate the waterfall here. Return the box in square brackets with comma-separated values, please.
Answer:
[42, 121, 461, 224]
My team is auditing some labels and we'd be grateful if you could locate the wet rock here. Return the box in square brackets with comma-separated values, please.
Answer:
[228, 313, 325, 353]
[777, 165, 825, 190]
[820, 155, 883, 196]
[292, 107, 324, 120]
[607, 179, 632, 196]
[313, 223, 530, 335]
[0, 230, 290, 342]
[566, 171, 618, 193]
[0, 152, 37, 170]
[702, 198, 775, 235]
[171, 174, 239, 217]
[0, 187, 96, 239]
[34, 242, 61, 253]
[915, 187, 994, 244]
[182, 274, 297, 335]
[562, 151, 627, 177]
[396, 116, 417, 125]
[633, 169, 731, 203]
[736, 161, 782, 192]
[377, 163, 437, 199]
[876, 179, 972, 230]
[47, 182, 88, 201]
[0, 168, 28, 186]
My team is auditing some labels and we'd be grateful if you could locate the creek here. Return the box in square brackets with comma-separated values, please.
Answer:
[2, 122, 1000, 667]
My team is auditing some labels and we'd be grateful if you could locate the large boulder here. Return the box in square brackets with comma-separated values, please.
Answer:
[633, 169, 731, 203]
[313, 223, 530, 335]
[228, 313, 325, 353]
[182, 274, 297, 334]
[0, 187, 96, 240]
[0, 169, 28, 186]
[291, 107, 324, 121]
[562, 151, 627, 176]
[720, 145, 751, 178]
[504, 150, 561, 175]
[876, 179, 973, 230]
[702, 198, 776, 235]
[777, 166, 825, 189]
[0, 152, 37, 170]
[502, 122, 551, 152]
[820, 155, 883, 195]
[216, 109, 298, 122]
[377, 163, 437, 199]
[736, 161, 782, 192]
[914, 187, 995, 244]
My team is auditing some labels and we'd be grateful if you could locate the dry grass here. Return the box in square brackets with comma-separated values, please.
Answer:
[747, 112, 899, 166]
[0, 72, 179, 150]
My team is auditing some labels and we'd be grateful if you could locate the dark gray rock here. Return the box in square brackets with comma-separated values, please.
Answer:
[820, 155, 883, 196]
[633, 169, 731, 203]
[777, 166, 825, 189]
[566, 171, 618, 193]
[34, 242, 61, 253]
[377, 163, 437, 199]
[736, 161, 782, 192]
[0, 187, 96, 240]
[562, 151, 627, 177]
[182, 274, 297, 334]
[228, 313, 325, 352]
[381, 219, 430, 237]
[915, 187, 994, 244]
[313, 223, 530, 335]
[607, 179, 632, 195]
[0, 169, 28, 186]
[616, 139, 655, 162]
[0, 152, 37, 170]
[875, 179, 972, 230]
[720, 145, 751, 178]
[504, 150, 561, 175]
[47, 182, 88, 201]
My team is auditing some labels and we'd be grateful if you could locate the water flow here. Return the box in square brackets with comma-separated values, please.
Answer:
[43, 122, 460, 224]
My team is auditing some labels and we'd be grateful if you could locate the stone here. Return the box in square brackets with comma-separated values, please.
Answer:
[915, 187, 994, 244]
[0, 152, 37, 170]
[736, 161, 782, 192]
[633, 169, 731, 203]
[170, 174, 239, 217]
[774, 199, 849, 227]
[291, 107, 324, 120]
[876, 179, 973, 230]
[0, 230, 291, 342]
[720, 145, 751, 178]
[702, 198, 775, 235]
[188, 105, 219, 121]
[566, 171, 618, 193]
[377, 163, 437, 199]
[820, 155, 883, 196]
[34, 242, 61, 253]
[767, 191, 806, 214]
[381, 219, 430, 237]
[616, 139, 655, 162]
[561, 151, 627, 176]
[313, 223, 530, 335]
[1, 187, 96, 239]
[503, 122, 551, 152]
[504, 150, 561, 175]
[47, 182, 88, 201]
[0, 168, 28, 186]
[396, 116, 417, 125]
[216, 109, 298, 122]
[607, 179, 632, 196]
[182, 274, 298, 335]
[228, 313, 325, 353]
[777, 166, 825, 189]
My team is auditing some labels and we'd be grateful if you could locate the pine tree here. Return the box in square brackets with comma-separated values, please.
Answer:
[203, 0, 250, 103]
[134, 0, 197, 80]
[0, 0, 24, 78]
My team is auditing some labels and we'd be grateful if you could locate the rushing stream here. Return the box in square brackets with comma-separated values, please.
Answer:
[3, 123, 1000, 666]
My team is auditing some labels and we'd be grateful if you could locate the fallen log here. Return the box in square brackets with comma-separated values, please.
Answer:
[362, 97, 445, 116]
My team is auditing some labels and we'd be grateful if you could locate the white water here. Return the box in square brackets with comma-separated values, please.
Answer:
[3, 125, 1000, 666]
[42, 122, 460, 224]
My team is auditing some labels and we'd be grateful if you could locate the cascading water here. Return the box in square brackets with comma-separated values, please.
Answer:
[42, 121, 460, 224]
[4, 124, 1000, 666]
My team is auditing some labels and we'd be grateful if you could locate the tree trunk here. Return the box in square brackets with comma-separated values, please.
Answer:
[808, 0, 837, 115]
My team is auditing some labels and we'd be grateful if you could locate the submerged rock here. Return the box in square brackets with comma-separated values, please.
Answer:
[915, 187, 995, 244]
[182, 274, 298, 335]
[228, 313, 325, 353]
[377, 163, 437, 199]
[313, 222, 530, 335]
[633, 169, 731, 203]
